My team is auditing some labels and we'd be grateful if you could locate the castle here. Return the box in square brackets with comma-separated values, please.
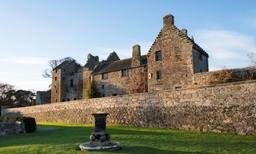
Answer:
[51, 14, 209, 103]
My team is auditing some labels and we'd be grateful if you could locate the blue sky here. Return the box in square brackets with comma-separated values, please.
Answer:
[0, 0, 256, 91]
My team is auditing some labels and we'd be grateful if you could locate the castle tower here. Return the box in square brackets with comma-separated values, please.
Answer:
[131, 44, 141, 67]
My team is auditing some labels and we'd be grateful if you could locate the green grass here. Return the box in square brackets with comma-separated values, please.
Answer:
[0, 122, 256, 154]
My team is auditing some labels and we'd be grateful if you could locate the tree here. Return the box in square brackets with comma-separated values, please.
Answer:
[86, 81, 100, 99]
[247, 52, 256, 66]
[14, 90, 36, 107]
[0, 82, 16, 106]
[42, 57, 74, 78]
[0, 82, 36, 108]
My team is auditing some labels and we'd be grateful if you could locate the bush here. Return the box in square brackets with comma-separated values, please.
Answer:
[0, 116, 36, 133]
[207, 69, 238, 85]
[206, 68, 256, 85]
[22, 117, 36, 133]
[86, 81, 100, 99]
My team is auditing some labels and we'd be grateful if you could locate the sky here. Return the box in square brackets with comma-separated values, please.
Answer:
[0, 0, 256, 91]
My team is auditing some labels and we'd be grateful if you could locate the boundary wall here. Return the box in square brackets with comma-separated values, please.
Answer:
[2, 80, 256, 135]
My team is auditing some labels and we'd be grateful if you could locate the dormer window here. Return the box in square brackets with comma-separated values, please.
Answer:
[141, 59, 147, 65]
[155, 51, 162, 61]
[121, 69, 128, 77]
[102, 73, 108, 79]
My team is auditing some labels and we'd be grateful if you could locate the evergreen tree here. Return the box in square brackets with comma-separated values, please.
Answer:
[86, 81, 100, 99]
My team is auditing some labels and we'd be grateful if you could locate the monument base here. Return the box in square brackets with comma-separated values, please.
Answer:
[79, 141, 121, 151]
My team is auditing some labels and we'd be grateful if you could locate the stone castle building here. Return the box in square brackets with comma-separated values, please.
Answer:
[51, 14, 209, 103]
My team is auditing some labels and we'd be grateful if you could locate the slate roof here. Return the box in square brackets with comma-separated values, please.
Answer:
[93, 55, 147, 75]
[53, 60, 74, 70]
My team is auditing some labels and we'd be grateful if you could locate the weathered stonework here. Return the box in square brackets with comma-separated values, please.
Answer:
[147, 15, 208, 91]
[3, 80, 256, 135]
[0, 122, 25, 136]
[48, 14, 209, 101]
[94, 66, 146, 96]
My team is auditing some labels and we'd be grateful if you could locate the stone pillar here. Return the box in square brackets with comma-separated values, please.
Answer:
[79, 113, 121, 151]
[90, 113, 110, 141]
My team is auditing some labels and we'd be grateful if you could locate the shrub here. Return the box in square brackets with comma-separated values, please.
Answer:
[22, 117, 36, 133]
[86, 81, 100, 99]
[0, 116, 36, 133]
[244, 68, 256, 81]
[205, 67, 256, 85]
[207, 68, 237, 85]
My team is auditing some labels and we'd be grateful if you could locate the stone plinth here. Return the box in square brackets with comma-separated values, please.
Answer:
[79, 113, 121, 151]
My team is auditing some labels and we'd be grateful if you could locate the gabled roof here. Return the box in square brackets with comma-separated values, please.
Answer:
[53, 60, 74, 70]
[93, 54, 147, 75]
[53, 60, 82, 72]
[93, 58, 131, 74]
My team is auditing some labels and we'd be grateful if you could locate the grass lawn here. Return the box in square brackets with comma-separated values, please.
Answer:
[0, 122, 256, 154]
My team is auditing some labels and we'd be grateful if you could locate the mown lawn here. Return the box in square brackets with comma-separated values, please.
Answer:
[0, 122, 255, 154]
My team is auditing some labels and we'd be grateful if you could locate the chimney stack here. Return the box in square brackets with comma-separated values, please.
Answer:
[163, 14, 174, 27]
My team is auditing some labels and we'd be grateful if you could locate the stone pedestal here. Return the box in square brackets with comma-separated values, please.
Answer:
[79, 113, 121, 151]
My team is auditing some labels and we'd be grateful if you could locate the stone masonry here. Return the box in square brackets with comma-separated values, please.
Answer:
[3, 80, 256, 135]
[50, 14, 209, 101]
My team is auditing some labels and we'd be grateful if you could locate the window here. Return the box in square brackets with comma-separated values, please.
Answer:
[55, 70, 57, 73]
[70, 79, 73, 87]
[102, 85, 105, 89]
[62, 77, 65, 80]
[157, 71, 162, 80]
[155, 51, 162, 61]
[121, 69, 128, 77]
[55, 77, 57, 81]
[141, 59, 147, 65]
[102, 73, 108, 79]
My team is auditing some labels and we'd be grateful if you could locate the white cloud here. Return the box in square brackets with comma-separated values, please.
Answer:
[194, 29, 256, 70]
[0, 56, 50, 65]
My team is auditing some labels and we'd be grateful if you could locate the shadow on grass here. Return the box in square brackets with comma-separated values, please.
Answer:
[0, 124, 255, 154]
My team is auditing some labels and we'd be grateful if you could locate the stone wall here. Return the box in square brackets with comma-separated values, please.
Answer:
[2, 80, 256, 135]
[0, 122, 25, 136]
[94, 66, 146, 97]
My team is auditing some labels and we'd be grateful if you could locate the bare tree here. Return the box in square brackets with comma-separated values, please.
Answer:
[247, 52, 256, 66]
[42, 57, 74, 78]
